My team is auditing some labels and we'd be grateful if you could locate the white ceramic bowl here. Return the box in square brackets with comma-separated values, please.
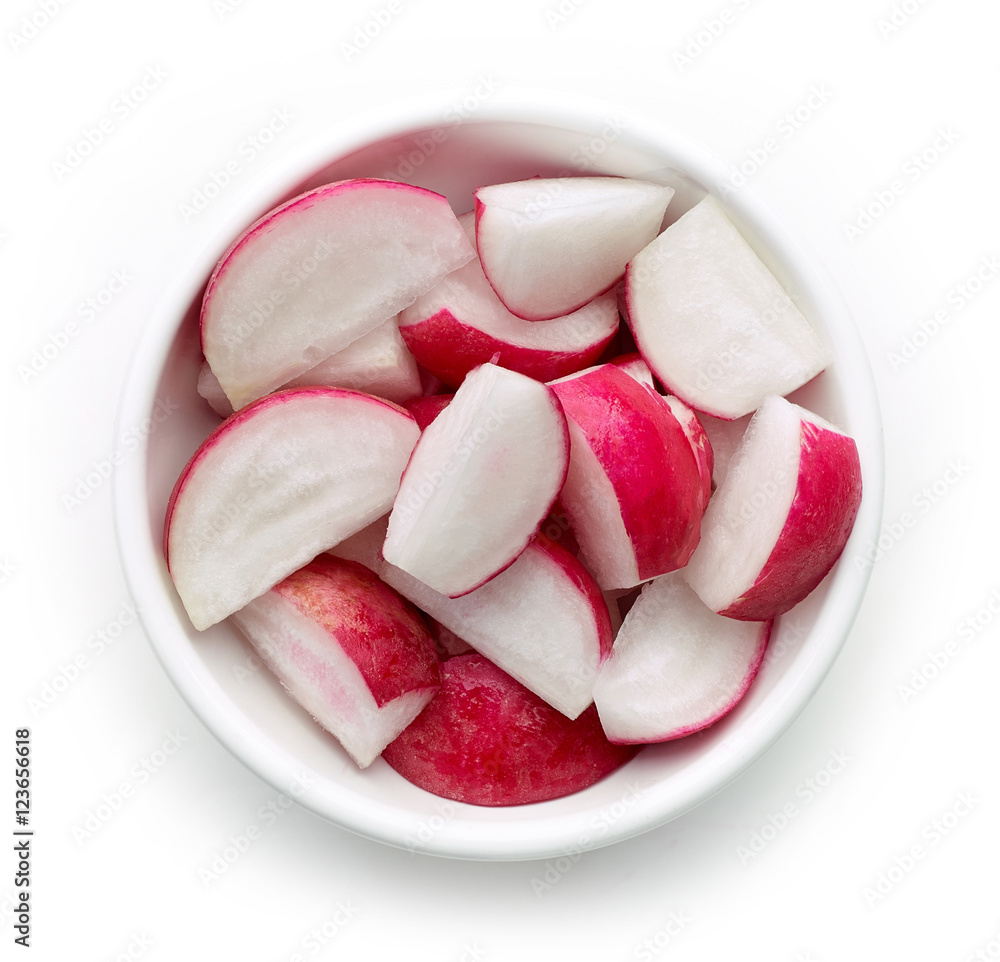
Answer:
[113, 94, 884, 861]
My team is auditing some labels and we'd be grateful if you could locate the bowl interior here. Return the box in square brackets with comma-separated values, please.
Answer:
[114, 103, 883, 861]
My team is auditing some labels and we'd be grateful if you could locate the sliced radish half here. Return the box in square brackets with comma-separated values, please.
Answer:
[683, 394, 863, 620]
[549, 363, 706, 590]
[625, 196, 831, 419]
[201, 179, 474, 409]
[380, 537, 612, 719]
[382, 653, 637, 806]
[231, 556, 440, 768]
[399, 212, 619, 385]
[164, 387, 420, 630]
[475, 176, 673, 320]
[593, 572, 771, 743]
[382, 362, 569, 598]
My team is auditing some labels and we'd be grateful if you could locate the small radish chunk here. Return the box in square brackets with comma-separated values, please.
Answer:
[475, 177, 674, 320]
[380, 537, 612, 719]
[402, 393, 454, 430]
[201, 179, 474, 409]
[399, 212, 619, 385]
[625, 196, 831, 419]
[284, 315, 422, 404]
[549, 363, 707, 591]
[382, 362, 569, 598]
[683, 395, 863, 620]
[593, 572, 771, 743]
[382, 653, 637, 806]
[231, 556, 441, 769]
[164, 387, 420, 630]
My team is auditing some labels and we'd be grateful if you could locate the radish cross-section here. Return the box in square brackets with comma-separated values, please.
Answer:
[164, 387, 420, 630]
[382, 362, 569, 598]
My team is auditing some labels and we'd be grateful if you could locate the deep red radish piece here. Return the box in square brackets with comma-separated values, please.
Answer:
[382, 362, 569, 598]
[625, 195, 831, 419]
[164, 387, 419, 630]
[283, 315, 421, 404]
[612, 352, 715, 506]
[474, 176, 674, 320]
[231, 556, 440, 768]
[381, 653, 638, 806]
[593, 572, 771, 744]
[683, 394, 862, 620]
[549, 363, 707, 591]
[201, 178, 474, 409]
[380, 537, 612, 719]
[402, 393, 454, 430]
[399, 212, 619, 385]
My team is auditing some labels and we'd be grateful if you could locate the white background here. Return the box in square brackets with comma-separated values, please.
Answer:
[3, 0, 999, 959]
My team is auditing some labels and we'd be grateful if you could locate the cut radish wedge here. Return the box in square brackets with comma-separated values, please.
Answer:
[164, 387, 419, 630]
[382, 653, 637, 806]
[201, 179, 474, 409]
[231, 556, 440, 768]
[382, 363, 569, 598]
[399, 212, 619, 385]
[549, 363, 706, 590]
[683, 394, 862, 620]
[593, 572, 771, 743]
[380, 538, 612, 719]
[625, 196, 831, 419]
[475, 176, 674, 320]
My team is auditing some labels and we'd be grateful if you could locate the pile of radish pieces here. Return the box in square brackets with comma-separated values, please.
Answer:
[164, 174, 862, 807]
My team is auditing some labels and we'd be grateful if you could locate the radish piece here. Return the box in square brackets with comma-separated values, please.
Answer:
[424, 618, 475, 660]
[474, 177, 674, 321]
[380, 538, 612, 719]
[683, 395, 862, 620]
[593, 572, 771, 744]
[231, 556, 440, 768]
[197, 361, 233, 418]
[201, 179, 474, 409]
[164, 387, 419, 630]
[399, 213, 619, 385]
[402, 393, 454, 430]
[284, 316, 422, 404]
[549, 363, 706, 591]
[625, 196, 831, 419]
[382, 653, 637, 806]
[382, 362, 569, 598]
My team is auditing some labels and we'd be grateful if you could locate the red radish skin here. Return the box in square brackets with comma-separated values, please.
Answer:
[402, 393, 454, 430]
[550, 364, 706, 590]
[719, 418, 862, 620]
[164, 386, 419, 630]
[683, 395, 863, 622]
[381, 653, 638, 806]
[201, 179, 474, 409]
[231, 556, 440, 768]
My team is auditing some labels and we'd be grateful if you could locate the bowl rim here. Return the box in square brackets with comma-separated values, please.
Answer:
[112, 90, 885, 861]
